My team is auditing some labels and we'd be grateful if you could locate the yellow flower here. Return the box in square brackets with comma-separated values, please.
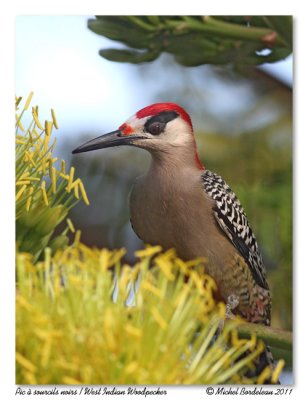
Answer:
[16, 353, 37, 373]
[135, 245, 162, 258]
[151, 307, 168, 330]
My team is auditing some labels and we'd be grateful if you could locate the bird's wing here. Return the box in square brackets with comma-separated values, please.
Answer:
[202, 170, 269, 290]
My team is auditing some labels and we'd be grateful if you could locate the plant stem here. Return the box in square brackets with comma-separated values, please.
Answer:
[175, 16, 286, 47]
[227, 320, 292, 351]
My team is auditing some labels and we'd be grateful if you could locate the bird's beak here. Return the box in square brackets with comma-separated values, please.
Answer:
[72, 130, 145, 154]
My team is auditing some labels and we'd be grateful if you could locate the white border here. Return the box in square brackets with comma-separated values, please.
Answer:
[1, 1, 306, 399]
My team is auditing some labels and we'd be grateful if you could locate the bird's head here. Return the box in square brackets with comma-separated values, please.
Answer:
[72, 103, 204, 169]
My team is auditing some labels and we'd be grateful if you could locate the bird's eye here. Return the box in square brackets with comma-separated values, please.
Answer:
[147, 122, 165, 135]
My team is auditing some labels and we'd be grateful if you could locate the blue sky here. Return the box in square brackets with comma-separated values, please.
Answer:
[16, 16, 154, 134]
[16, 15, 292, 139]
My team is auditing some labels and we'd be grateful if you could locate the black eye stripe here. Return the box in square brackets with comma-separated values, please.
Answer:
[144, 111, 179, 135]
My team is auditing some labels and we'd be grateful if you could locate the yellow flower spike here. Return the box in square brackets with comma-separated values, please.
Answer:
[125, 324, 143, 339]
[43, 132, 50, 152]
[16, 352, 37, 373]
[156, 257, 175, 281]
[216, 302, 226, 318]
[53, 269, 63, 297]
[16, 184, 27, 201]
[51, 167, 57, 193]
[71, 178, 81, 199]
[15, 114, 25, 132]
[48, 158, 53, 179]
[99, 249, 110, 272]
[249, 333, 257, 349]
[257, 366, 272, 384]
[41, 181, 49, 206]
[16, 180, 30, 186]
[103, 310, 117, 351]
[61, 159, 66, 174]
[81, 365, 93, 383]
[258, 340, 266, 354]
[174, 284, 190, 308]
[25, 177, 40, 182]
[71, 178, 80, 189]
[231, 330, 248, 348]
[62, 376, 82, 385]
[41, 161, 46, 176]
[203, 275, 218, 292]
[24, 372, 37, 385]
[190, 271, 206, 294]
[271, 359, 285, 383]
[28, 131, 34, 144]
[74, 183, 80, 199]
[15, 96, 22, 108]
[109, 248, 126, 265]
[32, 106, 44, 130]
[25, 151, 36, 167]
[66, 218, 75, 233]
[34, 143, 41, 154]
[67, 167, 75, 192]
[16, 138, 26, 144]
[44, 247, 51, 272]
[141, 281, 162, 298]
[51, 108, 59, 129]
[78, 180, 90, 205]
[19, 171, 29, 179]
[162, 248, 176, 259]
[45, 120, 53, 136]
[26, 187, 34, 211]
[119, 266, 132, 293]
[59, 172, 69, 180]
[68, 274, 83, 288]
[135, 245, 162, 258]
[124, 361, 139, 375]
[16, 295, 33, 311]
[55, 359, 79, 373]
[24, 91, 34, 110]
[175, 258, 189, 275]
[151, 307, 168, 330]
[130, 264, 141, 281]
[34, 328, 50, 340]
[41, 337, 52, 368]
[74, 230, 82, 246]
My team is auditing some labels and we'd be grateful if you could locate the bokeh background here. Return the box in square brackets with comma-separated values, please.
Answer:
[16, 15, 292, 337]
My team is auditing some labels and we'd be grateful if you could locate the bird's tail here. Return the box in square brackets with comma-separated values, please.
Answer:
[245, 345, 282, 384]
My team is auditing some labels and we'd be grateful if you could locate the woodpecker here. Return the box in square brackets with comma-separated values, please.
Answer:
[73, 103, 275, 378]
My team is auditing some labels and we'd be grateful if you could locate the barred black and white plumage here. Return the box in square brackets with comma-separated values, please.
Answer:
[202, 170, 277, 382]
[202, 170, 269, 292]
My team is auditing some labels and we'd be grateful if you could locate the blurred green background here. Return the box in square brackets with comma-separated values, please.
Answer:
[16, 16, 292, 332]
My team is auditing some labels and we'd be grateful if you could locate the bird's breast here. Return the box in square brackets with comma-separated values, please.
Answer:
[129, 177, 179, 250]
[129, 171, 219, 261]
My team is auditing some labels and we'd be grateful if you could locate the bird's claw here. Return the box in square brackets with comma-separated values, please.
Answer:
[226, 294, 239, 319]
[216, 294, 240, 336]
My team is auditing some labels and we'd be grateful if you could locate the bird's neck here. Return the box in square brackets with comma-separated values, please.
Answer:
[149, 143, 204, 173]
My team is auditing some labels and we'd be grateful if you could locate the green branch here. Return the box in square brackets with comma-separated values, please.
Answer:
[89, 16, 292, 66]
[229, 321, 292, 351]
[175, 16, 286, 46]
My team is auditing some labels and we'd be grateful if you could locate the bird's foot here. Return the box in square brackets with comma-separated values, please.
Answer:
[226, 294, 239, 319]
[216, 294, 240, 337]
